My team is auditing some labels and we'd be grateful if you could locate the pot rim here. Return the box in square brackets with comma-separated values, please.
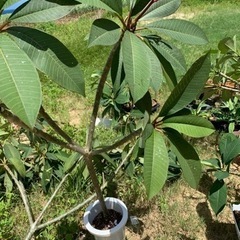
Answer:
[83, 197, 128, 237]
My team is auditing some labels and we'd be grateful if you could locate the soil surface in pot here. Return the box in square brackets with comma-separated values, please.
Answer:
[234, 210, 240, 229]
[92, 209, 122, 230]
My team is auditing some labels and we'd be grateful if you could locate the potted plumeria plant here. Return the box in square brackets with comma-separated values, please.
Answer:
[0, 0, 215, 239]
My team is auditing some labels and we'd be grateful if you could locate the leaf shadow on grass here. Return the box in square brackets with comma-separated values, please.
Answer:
[196, 202, 237, 240]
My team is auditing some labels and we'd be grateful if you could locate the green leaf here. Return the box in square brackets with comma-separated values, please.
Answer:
[141, 0, 181, 20]
[41, 160, 52, 193]
[63, 152, 81, 173]
[7, 26, 85, 96]
[0, 34, 41, 128]
[9, 0, 78, 23]
[79, 0, 121, 14]
[131, 0, 149, 16]
[3, 144, 26, 177]
[9, 158, 26, 178]
[4, 173, 13, 193]
[146, 36, 186, 74]
[159, 52, 211, 117]
[100, 0, 122, 15]
[146, 19, 208, 45]
[121, 31, 151, 102]
[3, 143, 20, 160]
[88, 19, 121, 47]
[214, 171, 229, 180]
[201, 158, 220, 169]
[0, 0, 8, 10]
[219, 133, 240, 165]
[209, 179, 227, 215]
[144, 130, 169, 199]
[165, 128, 201, 188]
[162, 115, 215, 138]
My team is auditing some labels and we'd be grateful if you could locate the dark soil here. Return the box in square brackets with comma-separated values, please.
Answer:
[92, 209, 122, 230]
[234, 210, 240, 229]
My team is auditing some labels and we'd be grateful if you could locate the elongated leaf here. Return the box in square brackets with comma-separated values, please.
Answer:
[214, 171, 229, 180]
[0, 0, 8, 10]
[41, 160, 52, 193]
[2, 0, 19, 10]
[131, 0, 149, 16]
[78, 0, 120, 14]
[121, 31, 151, 102]
[144, 130, 169, 199]
[141, 0, 181, 20]
[219, 133, 240, 165]
[159, 52, 211, 117]
[4, 144, 26, 177]
[100, 0, 122, 15]
[165, 128, 201, 188]
[7, 26, 85, 96]
[144, 39, 164, 92]
[209, 179, 227, 215]
[162, 115, 215, 138]
[10, 0, 78, 23]
[3, 143, 20, 160]
[147, 19, 208, 45]
[9, 157, 26, 177]
[63, 152, 81, 173]
[0, 34, 41, 128]
[88, 19, 121, 47]
[145, 36, 186, 73]
[4, 172, 13, 193]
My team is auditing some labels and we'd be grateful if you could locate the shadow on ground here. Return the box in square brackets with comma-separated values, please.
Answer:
[196, 202, 238, 240]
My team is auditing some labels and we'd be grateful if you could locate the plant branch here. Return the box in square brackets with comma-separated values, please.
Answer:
[39, 106, 74, 144]
[0, 104, 86, 155]
[4, 164, 35, 226]
[132, 0, 157, 27]
[25, 174, 69, 240]
[86, 33, 124, 152]
[218, 71, 240, 85]
[33, 143, 134, 231]
[92, 128, 142, 155]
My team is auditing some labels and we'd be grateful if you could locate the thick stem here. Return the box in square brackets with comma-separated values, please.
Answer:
[92, 128, 142, 155]
[39, 106, 73, 144]
[85, 154, 108, 216]
[0, 104, 86, 155]
[86, 33, 124, 151]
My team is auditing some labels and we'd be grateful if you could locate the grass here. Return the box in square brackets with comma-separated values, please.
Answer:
[1, 2, 240, 240]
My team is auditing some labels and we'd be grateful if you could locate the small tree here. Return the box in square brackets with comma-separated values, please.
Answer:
[0, 0, 215, 238]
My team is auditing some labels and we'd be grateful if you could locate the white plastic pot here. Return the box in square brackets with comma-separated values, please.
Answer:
[232, 203, 240, 240]
[83, 197, 128, 240]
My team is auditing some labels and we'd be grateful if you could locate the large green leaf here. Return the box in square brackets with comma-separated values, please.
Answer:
[145, 36, 186, 74]
[3, 144, 26, 177]
[162, 115, 215, 138]
[0, 34, 41, 128]
[141, 0, 181, 20]
[88, 19, 121, 47]
[159, 52, 211, 117]
[78, 0, 121, 14]
[0, 0, 8, 10]
[100, 0, 122, 15]
[130, 0, 149, 16]
[63, 152, 81, 173]
[121, 31, 151, 102]
[9, 0, 78, 23]
[144, 130, 169, 199]
[146, 19, 208, 45]
[208, 179, 227, 215]
[7, 26, 85, 96]
[165, 128, 202, 188]
[219, 133, 240, 165]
